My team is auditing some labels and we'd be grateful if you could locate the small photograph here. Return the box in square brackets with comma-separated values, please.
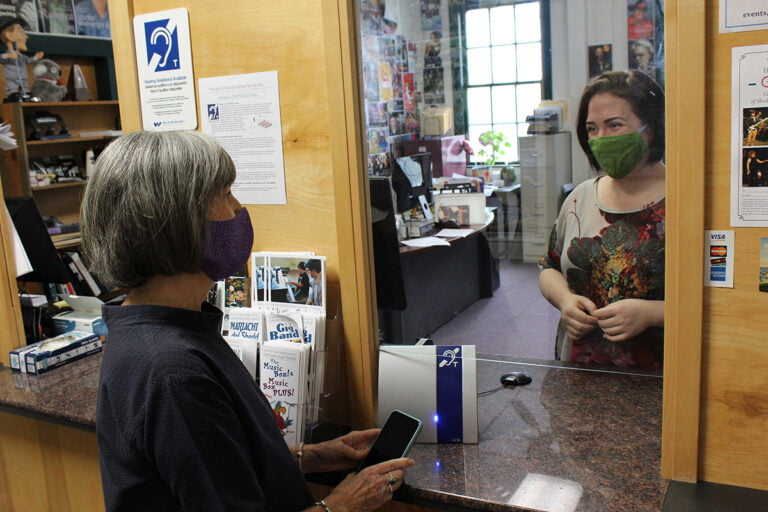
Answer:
[369, 152, 392, 175]
[268, 256, 312, 305]
[402, 73, 415, 111]
[742, 148, 768, 187]
[378, 35, 396, 58]
[224, 276, 251, 308]
[627, 0, 654, 40]
[378, 60, 393, 102]
[588, 44, 612, 78]
[367, 101, 388, 126]
[437, 205, 469, 227]
[74, 0, 110, 38]
[420, 0, 441, 31]
[391, 71, 403, 102]
[37, 0, 77, 35]
[363, 62, 379, 102]
[761, 237, 768, 293]
[368, 127, 388, 155]
[628, 39, 654, 76]
[423, 67, 445, 104]
[424, 31, 442, 68]
[404, 111, 419, 134]
[743, 107, 768, 146]
[388, 111, 404, 136]
[395, 35, 407, 63]
[361, 34, 378, 61]
[360, 7, 382, 36]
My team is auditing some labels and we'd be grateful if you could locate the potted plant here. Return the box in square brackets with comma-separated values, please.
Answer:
[478, 130, 516, 185]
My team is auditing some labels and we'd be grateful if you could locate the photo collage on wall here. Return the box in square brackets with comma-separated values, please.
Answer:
[626, 0, 663, 85]
[360, 0, 446, 176]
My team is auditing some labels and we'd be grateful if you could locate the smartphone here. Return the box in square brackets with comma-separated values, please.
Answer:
[357, 410, 423, 472]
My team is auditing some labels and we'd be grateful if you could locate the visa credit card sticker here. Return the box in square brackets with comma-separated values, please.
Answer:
[705, 230, 735, 288]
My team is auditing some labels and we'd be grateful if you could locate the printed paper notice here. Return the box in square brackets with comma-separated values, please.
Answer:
[720, 0, 768, 33]
[730, 45, 768, 226]
[133, 8, 197, 131]
[704, 230, 735, 288]
[199, 72, 286, 205]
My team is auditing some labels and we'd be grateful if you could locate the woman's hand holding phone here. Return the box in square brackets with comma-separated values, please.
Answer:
[299, 429, 380, 474]
[322, 457, 414, 512]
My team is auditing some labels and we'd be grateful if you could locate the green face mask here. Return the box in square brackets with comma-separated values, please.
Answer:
[587, 125, 648, 179]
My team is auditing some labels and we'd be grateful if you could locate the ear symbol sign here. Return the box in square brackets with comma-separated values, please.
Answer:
[150, 27, 173, 68]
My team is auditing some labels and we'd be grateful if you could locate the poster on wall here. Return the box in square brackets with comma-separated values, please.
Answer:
[588, 44, 612, 78]
[720, 0, 768, 33]
[133, 8, 197, 131]
[420, 0, 441, 31]
[730, 45, 768, 226]
[199, 71, 287, 205]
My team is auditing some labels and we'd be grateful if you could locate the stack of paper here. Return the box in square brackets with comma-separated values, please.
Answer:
[0, 122, 17, 150]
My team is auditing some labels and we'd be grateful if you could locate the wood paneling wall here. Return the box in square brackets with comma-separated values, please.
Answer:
[696, 1, 768, 490]
[663, 0, 768, 490]
[0, 413, 102, 511]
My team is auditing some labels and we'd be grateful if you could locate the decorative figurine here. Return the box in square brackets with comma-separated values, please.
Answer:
[0, 16, 43, 102]
[31, 59, 67, 102]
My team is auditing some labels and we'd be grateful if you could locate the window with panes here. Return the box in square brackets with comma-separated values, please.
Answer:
[461, 0, 548, 164]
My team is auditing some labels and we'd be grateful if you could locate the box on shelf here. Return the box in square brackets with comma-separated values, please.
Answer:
[9, 330, 102, 374]
[52, 295, 107, 338]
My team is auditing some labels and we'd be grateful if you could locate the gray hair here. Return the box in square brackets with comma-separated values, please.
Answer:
[81, 130, 236, 288]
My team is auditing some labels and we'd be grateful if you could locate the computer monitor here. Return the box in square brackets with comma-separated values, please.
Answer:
[391, 152, 432, 213]
[5, 196, 71, 284]
[369, 177, 406, 311]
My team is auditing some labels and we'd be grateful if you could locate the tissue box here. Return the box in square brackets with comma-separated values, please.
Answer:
[53, 295, 107, 338]
[52, 311, 107, 337]
[9, 331, 102, 374]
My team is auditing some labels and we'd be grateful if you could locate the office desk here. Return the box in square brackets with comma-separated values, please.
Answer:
[378, 229, 500, 345]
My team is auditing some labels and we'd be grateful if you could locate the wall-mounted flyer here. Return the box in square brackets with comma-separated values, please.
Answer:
[720, 0, 768, 33]
[199, 71, 287, 205]
[133, 8, 197, 131]
[704, 230, 735, 288]
[730, 45, 768, 227]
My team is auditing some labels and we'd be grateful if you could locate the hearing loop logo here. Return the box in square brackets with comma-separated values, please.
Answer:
[144, 18, 180, 72]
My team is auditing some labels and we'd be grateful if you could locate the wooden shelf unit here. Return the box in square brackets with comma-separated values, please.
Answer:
[1, 100, 120, 224]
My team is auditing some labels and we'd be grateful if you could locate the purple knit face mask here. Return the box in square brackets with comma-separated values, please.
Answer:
[201, 208, 254, 281]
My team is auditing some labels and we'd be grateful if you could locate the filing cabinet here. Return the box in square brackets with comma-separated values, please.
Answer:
[518, 133, 572, 262]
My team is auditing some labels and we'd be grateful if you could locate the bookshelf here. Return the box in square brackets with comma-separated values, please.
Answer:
[1, 100, 120, 225]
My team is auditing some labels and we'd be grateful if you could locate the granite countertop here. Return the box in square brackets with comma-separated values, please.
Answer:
[0, 352, 666, 511]
[401, 356, 666, 512]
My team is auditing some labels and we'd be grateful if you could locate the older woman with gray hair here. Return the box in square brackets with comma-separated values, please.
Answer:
[82, 130, 413, 512]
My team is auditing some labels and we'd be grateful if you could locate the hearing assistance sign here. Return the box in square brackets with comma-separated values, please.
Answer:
[133, 8, 197, 131]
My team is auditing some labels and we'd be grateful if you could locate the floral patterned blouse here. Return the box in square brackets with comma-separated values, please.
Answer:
[539, 177, 665, 369]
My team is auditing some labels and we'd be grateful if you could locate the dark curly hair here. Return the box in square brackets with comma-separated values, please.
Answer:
[576, 70, 665, 171]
